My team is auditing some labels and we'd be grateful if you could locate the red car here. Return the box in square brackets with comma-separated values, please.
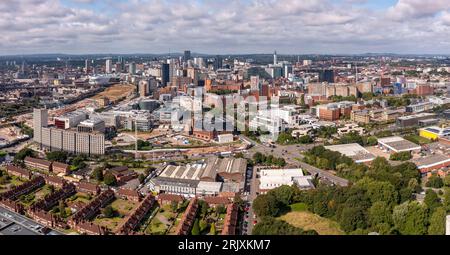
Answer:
[253, 220, 257, 225]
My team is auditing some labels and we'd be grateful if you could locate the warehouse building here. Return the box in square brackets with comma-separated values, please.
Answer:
[325, 143, 376, 163]
[377, 136, 422, 153]
[259, 168, 314, 193]
[412, 154, 450, 174]
[149, 157, 246, 197]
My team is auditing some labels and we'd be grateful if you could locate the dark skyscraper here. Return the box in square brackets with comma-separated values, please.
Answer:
[161, 63, 170, 86]
[184, 50, 191, 62]
[214, 55, 222, 70]
[319, 69, 335, 83]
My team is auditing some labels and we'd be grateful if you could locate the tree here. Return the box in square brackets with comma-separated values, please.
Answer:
[138, 174, 145, 184]
[366, 180, 398, 206]
[198, 200, 209, 218]
[59, 200, 66, 218]
[253, 194, 281, 217]
[199, 219, 208, 232]
[91, 167, 104, 181]
[424, 189, 441, 213]
[389, 151, 412, 161]
[426, 175, 444, 188]
[103, 172, 117, 186]
[14, 148, 35, 163]
[72, 155, 87, 170]
[444, 176, 450, 187]
[45, 151, 68, 163]
[191, 219, 200, 235]
[102, 205, 115, 218]
[209, 223, 216, 235]
[170, 201, 179, 213]
[392, 201, 428, 235]
[216, 205, 226, 215]
[365, 136, 378, 146]
[443, 188, 450, 213]
[338, 206, 367, 232]
[428, 207, 446, 235]
[267, 185, 295, 206]
[368, 201, 392, 227]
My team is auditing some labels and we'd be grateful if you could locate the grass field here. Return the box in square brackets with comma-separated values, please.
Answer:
[279, 211, 344, 235]
[94, 217, 124, 232]
[111, 199, 138, 216]
[34, 185, 53, 200]
[145, 217, 167, 235]
[289, 203, 308, 212]
[404, 134, 432, 145]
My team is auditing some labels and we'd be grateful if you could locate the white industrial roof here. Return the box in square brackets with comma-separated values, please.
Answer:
[325, 143, 376, 163]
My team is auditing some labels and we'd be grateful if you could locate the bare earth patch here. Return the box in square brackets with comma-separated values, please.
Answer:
[279, 211, 344, 235]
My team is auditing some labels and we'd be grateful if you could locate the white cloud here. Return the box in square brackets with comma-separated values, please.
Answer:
[1, 0, 450, 54]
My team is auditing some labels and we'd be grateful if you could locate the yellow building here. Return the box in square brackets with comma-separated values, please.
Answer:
[419, 126, 450, 140]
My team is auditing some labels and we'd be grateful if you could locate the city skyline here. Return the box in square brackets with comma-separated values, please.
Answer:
[3, 0, 450, 55]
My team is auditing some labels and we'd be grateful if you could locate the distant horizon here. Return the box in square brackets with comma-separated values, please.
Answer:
[1, 52, 449, 58]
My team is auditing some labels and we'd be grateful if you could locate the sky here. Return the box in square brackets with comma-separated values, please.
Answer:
[1, 0, 450, 55]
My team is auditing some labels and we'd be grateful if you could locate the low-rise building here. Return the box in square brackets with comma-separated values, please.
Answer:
[217, 134, 234, 143]
[117, 194, 155, 235]
[419, 126, 450, 140]
[377, 136, 422, 153]
[107, 166, 138, 183]
[396, 113, 436, 128]
[221, 203, 239, 235]
[337, 123, 366, 136]
[52, 162, 70, 175]
[24, 157, 52, 172]
[325, 143, 376, 164]
[175, 198, 199, 235]
[76, 182, 100, 195]
[412, 154, 450, 174]
[259, 168, 314, 193]
[45, 176, 66, 188]
[157, 193, 184, 206]
[5, 165, 31, 180]
[116, 188, 141, 202]
[351, 110, 370, 124]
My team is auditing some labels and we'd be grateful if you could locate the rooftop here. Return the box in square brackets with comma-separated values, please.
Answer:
[412, 154, 450, 169]
[325, 143, 376, 163]
[377, 136, 421, 152]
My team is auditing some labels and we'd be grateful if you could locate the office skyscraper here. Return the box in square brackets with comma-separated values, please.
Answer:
[129, 62, 136, 75]
[214, 55, 222, 70]
[85, 59, 90, 74]
[161, 63, 170, 86]
[105, 59, 113, 73]
[274, 50, 277, 65]
[184, 50, 191, 62]
[319, 69, 335, 83]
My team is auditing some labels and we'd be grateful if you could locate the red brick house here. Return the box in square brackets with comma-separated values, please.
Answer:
[116, 188, 141, 202]
[52, 162, 70, 175]
[24, 157, 52, 172]
[5, 165, 31, 180]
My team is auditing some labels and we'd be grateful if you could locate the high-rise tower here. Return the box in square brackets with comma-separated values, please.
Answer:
[273, 50, 277, 65]
[33, 108, 48, 148]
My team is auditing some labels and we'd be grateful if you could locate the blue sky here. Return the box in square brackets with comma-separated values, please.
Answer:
[2, 0, 450, 55]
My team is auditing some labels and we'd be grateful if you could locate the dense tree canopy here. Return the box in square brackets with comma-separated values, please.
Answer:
[392, 201, 428, 235]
